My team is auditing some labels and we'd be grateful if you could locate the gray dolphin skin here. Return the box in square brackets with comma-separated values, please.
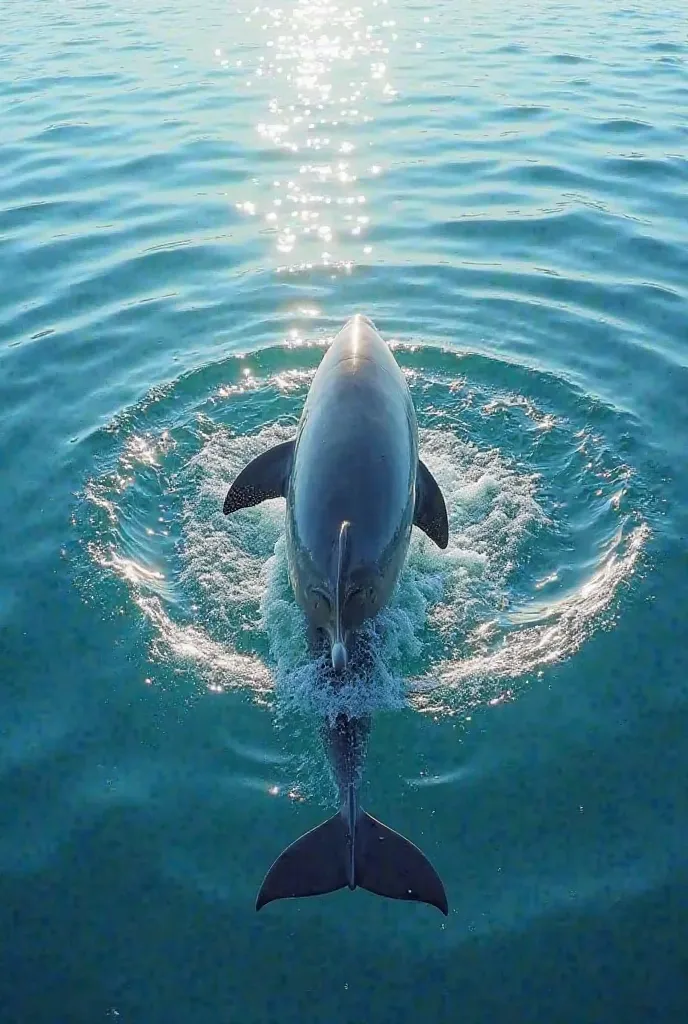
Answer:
[223, 315, 449, 914]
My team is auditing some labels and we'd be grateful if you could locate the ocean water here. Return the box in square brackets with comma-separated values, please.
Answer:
[1, 0, 687, 1019]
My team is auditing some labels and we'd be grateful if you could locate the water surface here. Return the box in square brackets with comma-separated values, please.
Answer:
[2, 0, 688, 1020]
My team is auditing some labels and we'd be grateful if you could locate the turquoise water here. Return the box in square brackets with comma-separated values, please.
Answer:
[2, 0, 688, 1017]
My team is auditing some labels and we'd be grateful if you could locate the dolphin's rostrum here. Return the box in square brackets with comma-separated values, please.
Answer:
[223, 315, 449, 914]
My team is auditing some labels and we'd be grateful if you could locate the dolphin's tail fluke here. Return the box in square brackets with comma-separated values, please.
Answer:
[255, 812, 349, 911]
[353, 811, 448, 914]
[255, 807, 448, 915]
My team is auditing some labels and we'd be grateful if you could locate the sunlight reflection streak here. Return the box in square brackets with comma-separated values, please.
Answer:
[234, 0, 397, 272]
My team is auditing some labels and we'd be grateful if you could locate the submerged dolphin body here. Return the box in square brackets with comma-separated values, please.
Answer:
[223, 315, 449, 914]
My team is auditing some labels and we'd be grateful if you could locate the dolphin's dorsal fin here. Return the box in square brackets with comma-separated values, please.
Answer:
[414, 460, 449, 549]
[332, 521, 350, 672]
[223, 439, 295, 515]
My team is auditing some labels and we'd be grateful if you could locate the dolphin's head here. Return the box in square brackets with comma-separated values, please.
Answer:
[303, 571, 385, 674]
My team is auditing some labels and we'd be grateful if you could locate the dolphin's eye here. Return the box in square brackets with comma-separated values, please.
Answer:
[311, 588, 331, 613]
[347, 587, 363, 604]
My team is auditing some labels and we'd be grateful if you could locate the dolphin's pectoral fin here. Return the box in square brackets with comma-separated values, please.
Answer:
[414, 460, 449, 549]
[223, 439, 295, 515]
[255, 813, 349, 910]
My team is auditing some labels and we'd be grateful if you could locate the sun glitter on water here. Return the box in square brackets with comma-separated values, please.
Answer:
[227, 0, 397, 274]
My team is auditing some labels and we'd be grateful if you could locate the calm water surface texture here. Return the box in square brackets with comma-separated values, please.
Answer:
[2, 0, 688, 1020]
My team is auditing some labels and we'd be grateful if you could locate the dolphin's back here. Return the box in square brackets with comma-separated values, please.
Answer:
[289, 317, 417, 579]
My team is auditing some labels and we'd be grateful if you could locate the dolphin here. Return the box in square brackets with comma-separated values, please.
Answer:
[223, 314, 449, 914]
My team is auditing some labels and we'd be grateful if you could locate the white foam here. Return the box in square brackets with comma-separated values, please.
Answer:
[246, 425, 547, 724]
[410, 522, 650, 716]
[84, 406, 647, 727]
